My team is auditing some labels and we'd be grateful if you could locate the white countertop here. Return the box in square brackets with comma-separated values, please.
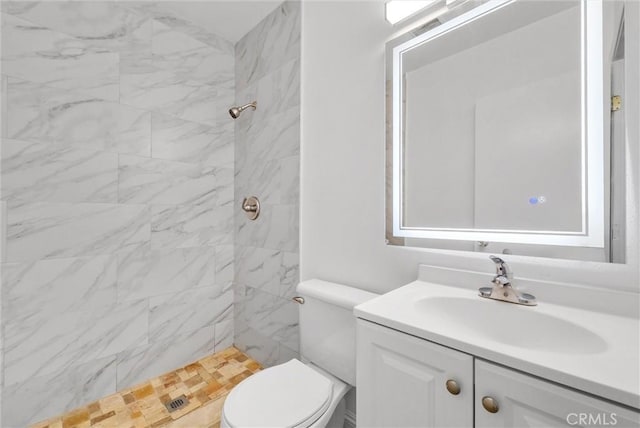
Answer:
[354, 280, 640, 410]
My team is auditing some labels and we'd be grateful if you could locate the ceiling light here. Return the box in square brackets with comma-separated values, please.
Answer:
[385, 1, 438, 25]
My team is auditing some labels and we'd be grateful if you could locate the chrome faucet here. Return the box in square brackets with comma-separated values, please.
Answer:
[479, 256, 537, 306]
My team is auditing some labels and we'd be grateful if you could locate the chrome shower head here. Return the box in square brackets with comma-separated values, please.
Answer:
[229, 101, 257, 119]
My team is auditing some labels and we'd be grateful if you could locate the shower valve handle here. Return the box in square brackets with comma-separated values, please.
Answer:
[242, 196, 260, 220]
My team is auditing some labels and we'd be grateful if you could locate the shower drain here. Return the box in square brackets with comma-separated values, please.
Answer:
[164, 395, 189, 412]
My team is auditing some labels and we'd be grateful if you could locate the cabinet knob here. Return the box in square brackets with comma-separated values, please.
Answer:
[482, 396, 499, 413]
[445, 379, 460, 395]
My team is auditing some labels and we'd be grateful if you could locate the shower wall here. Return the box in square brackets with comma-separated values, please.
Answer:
[233, 1, 301, 366]
[0, 2, 235, 425]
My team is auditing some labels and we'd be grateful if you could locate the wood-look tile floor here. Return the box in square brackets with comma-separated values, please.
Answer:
[31, 347, 262, 428]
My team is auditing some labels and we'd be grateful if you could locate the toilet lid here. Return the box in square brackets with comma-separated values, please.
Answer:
[223, 359, 333, 428]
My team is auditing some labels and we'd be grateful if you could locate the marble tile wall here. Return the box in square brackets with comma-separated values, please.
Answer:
[233, 1, 301, 367]
[0, 2, 235, 426]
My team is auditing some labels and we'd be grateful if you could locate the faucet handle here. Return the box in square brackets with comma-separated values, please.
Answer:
[489, 255, 512, 279]
[492, 274, 511, 287]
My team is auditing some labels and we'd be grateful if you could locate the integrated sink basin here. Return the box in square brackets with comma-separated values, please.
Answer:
[354, 277, 640, 409]
[414, 296, 608, 354]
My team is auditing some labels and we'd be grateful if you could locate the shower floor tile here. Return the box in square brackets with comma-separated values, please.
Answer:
[31, 347, 262, 428]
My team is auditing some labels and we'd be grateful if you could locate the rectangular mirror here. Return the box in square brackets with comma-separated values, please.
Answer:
[386, 0, 633, 262]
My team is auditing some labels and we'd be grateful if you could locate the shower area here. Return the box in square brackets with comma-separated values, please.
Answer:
[0, 1, 300, 426]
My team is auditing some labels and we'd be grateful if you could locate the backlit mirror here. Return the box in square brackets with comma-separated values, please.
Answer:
[386, 0, 635, 262]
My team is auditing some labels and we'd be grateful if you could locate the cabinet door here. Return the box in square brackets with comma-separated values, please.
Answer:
[475, 360, 640, 427]
[356, 319, 473, 428]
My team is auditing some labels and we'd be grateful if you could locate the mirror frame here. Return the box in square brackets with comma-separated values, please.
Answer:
[391, 0, 605, 247]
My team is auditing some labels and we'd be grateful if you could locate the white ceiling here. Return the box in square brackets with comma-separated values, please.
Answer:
[154, 1, 283, 42]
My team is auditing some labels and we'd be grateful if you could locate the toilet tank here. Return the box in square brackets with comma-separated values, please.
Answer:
[297, 279, 379, 386]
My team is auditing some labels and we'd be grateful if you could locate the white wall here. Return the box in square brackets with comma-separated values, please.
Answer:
[300, 1, 639, 295]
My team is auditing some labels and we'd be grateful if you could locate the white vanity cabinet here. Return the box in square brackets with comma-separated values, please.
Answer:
[357, 319, 640, 428]
[356, 320, 474, 427]
[475, 360, 640, 428]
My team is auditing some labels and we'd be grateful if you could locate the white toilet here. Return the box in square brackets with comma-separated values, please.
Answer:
[221, 279, 378, 428]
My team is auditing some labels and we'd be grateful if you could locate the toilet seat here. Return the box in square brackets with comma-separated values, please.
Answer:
[222, 359, 334, 428]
